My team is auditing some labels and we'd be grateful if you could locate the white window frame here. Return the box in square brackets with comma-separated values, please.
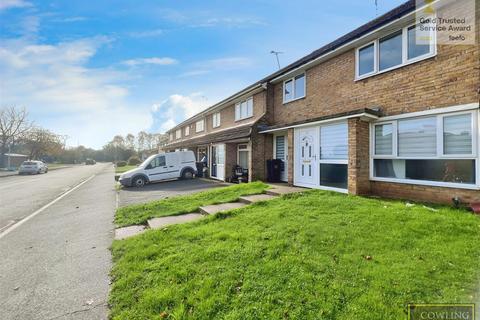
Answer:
[212, 112, 221, 128]
[235, 97, 253, 121]
[370, 108, 479, 190]
[184, 125, 190, 136]
[283, 73, 306, 104]
[175, 129, 181, 140]
[195, 119, 205, 133]
[169, 133, 173, 141]
[355, 20, 437, 80]
[237, 143, 250, 169]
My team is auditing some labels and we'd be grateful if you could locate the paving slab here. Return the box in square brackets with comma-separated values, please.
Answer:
[266, 184, 307, 196]
[238, 194, 277, 204]
[199, 202, 247, 215]
[114, 225, 146, 240]
[148, 213, 204, 229]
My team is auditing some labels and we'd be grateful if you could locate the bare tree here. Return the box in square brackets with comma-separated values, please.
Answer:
[23, 127, 63, 160]
[0, 106, 32, 167]
[125, 133, 135, 150]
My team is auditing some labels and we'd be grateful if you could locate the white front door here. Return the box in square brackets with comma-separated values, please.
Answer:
[211, 144, 225, 180]
[294, 127, 319, 187]
[274, 134, 288, 182]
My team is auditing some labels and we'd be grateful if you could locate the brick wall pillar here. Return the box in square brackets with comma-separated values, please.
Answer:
[348, 118, 371, 195]
[287, 128, 295, 185]
[250, 129, 273, 181]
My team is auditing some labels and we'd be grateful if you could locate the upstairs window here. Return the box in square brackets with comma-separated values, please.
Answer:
[235, 97, 253, 121]
[184, 126, 190, 136]
[196, 119, 204, 132]
[212, 112, 221, 128]
[175, 129, 181, 139]
[169, 133, 173, 141]
[283, 73, 306, 103]
[356, 22, 435, 79]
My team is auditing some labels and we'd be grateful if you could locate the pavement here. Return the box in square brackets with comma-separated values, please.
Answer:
[117, 178, 227, 207]
[0, 163, 115, 320]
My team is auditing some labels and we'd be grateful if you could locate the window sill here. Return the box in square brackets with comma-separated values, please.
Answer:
[283, 95, 306, 105]
[235, 115, 253, 122]
[355, 52, 436, 82]
[370, 177, 480, 191]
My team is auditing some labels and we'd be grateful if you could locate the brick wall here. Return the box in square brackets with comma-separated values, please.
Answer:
[348, 118, 371, 195]
[250, 126, 272, 181]
[370, 181, 480, 205]
[271, 44, 479, 126]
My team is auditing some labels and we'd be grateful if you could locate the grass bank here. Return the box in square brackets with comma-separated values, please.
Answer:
[115, 165, 137, 174]
[115, 181, 269, 227]
[110, 190, 480, 319]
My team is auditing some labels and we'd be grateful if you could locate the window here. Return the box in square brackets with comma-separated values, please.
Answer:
[169, 133, 173, 141]
[356, 22, 435, 79]
[175, 129, 181, 139]
[148, 156, 166, 169]
[358, 43, 375, 76]
[235, 97, 253, 121]
[196, 119, 204, 132]
[237, 144, 250, 170]
[319, 123, 348, 191]
[283, 73, 306, 103]
[379, 30, 403, 71]
[212, 112, 221, 128]
[185, 126, 190, 136]
[372, 110, 478, 188]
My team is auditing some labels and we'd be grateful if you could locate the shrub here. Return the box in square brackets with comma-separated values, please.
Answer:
[127, 156, 141, 166]
[116, 160, 127, 167]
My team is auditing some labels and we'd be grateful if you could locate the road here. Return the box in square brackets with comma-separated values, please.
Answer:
[0, 163, 115, 320]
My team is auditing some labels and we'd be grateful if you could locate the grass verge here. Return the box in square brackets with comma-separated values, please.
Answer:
[115, 165, 137, 174]
[115, 181, 269, 227]
[110, 190, 480, 319]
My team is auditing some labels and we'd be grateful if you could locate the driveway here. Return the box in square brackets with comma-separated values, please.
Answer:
[117, 178, 228, 207]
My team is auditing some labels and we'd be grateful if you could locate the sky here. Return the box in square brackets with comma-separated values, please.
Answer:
[0, 0, 406, 149]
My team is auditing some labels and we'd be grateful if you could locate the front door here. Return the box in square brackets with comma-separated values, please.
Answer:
[294, 127, 319, 187]
[211, 144, 225, 180]
[274, 134, 288, 182]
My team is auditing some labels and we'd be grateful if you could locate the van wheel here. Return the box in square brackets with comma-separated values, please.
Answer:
[132, 176, 146, 187]
[182, 169, 194, 180]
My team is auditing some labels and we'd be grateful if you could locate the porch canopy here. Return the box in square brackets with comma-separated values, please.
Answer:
[165, 125, 252, 149]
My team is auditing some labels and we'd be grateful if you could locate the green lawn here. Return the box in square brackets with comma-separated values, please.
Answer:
[115, 165, 137, 174]
[110, 190, 480, 319]
[115, 181, 269, 227]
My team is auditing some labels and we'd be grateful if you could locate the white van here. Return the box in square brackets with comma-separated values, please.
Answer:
[118, 151, 197, 187]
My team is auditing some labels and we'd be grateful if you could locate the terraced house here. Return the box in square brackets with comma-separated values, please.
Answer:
[165, 0, 480, 205]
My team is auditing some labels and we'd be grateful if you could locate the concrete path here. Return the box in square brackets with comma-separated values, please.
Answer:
[0, 163, 115, 320]
[114, 183, 308, 240]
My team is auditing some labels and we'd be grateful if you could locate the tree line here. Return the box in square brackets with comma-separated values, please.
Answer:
[0, 106, 167, 167]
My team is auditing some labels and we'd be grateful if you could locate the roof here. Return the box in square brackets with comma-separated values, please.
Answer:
[168, 0, 416, 133]
[166, 125, 252, 149]
[259, 108, 382, 132]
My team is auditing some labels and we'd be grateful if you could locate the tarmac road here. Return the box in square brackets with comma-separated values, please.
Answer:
[0, 163, 115, 320]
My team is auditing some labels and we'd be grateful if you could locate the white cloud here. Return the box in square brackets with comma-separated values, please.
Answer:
[178, 69, 210, 78]
[193, 17, 267, 28]
[127, 29, 164, 38]
[0, 37, 153, 148]
[195, 56, 253, 70]
[151, 93, 208, 132]
[122, 57, 178, 67]
[0, 0, 31, 11]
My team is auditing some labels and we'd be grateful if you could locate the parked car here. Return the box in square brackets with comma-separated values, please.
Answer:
[118, 151, 197, 187]
[85, 158, 96, 165]
[18, 161, 48, 175]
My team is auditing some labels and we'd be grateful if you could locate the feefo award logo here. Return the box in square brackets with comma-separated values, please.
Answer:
[407, 304, 475, 320]
[415, 0, 476, 45]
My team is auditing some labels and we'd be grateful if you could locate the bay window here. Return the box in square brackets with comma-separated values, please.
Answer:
[372, 110, 479, 188]
[356, 21, 436, 79]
